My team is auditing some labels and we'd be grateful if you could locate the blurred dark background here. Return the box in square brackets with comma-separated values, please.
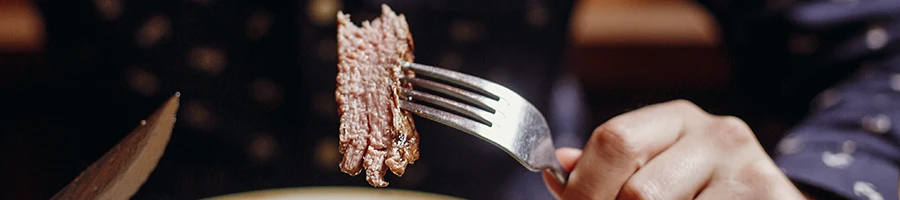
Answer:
[0, 0, 819, 199]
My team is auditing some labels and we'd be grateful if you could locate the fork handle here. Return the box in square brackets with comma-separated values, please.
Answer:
[547, 162, 570, 185]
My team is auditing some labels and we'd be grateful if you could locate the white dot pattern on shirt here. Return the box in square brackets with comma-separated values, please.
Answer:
[861, 114, 891, 134]
[866, 26, 889, 51]
[889, 74, 900, 91]
[853, 181, 884, 200]
[815, 88, 841, 110]
[822, 151, 854, 168]
[778, 136, 802, 154]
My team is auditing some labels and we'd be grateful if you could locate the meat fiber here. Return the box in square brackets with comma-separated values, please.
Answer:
[335, 5, 419, 187]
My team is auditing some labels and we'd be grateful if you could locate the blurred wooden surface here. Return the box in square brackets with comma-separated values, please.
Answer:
[0, 0, 44, 52]
[569, 0, 729, 92]
[52, 94, 180, 200]
[570, 0, 719, 46]
[569, 0, 737, 133]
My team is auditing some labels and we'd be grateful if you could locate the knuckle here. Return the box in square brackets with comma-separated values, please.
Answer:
[667, 99, 701, 111]
[737, 159, 783, 191]
[592, 121, 642, 160]
[707, 116, 755, 148]
[618, 181, 655, 200]
[719, 116, 752, 134]
[664, 99, 708, 117]
[740, 159, 780, 181]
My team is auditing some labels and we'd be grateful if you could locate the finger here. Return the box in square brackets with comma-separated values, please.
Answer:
[617, 136, 718, 199]
[543, 148, 584, 198]
[562, 100, 711, 200]
[618, 116, 756, 199]
[693, 179, 753, 200]
[695, 158, 805, 200]
[695, 145, 805, 200]
[697, 116, 803, 200]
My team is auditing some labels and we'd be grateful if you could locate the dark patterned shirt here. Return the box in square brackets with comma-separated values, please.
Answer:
[696, 0, 900, 198]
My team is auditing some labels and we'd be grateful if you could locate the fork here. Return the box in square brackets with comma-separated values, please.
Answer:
[399, 62, 569, 185]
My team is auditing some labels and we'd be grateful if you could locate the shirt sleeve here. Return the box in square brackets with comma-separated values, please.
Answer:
[693, 0, 900, 199]
[773, 58, 900, 199]
[776, 123, 899, 200]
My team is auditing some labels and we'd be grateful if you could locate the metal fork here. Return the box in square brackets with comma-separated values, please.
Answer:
[399, 62, 569, 184]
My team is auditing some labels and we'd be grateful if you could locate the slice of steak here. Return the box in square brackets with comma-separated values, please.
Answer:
[335, 4, 419, 187]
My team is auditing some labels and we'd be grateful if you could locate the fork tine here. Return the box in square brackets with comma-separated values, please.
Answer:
[399, 101, 491, 136]
[403, 77, 505, 113]
[401, 88, 496, 126]
[402, 63, 568, 184]
[403, 62, 512, 101]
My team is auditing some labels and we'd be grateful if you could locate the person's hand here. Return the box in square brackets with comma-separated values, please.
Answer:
[543, 100, 807, 199]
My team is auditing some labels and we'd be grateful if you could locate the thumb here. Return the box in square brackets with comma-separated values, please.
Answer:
[556, 148, 582, 171]
[543, 148, 583, 199]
